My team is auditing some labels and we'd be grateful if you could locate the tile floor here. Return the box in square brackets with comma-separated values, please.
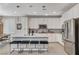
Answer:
[0, 42, 67, 55]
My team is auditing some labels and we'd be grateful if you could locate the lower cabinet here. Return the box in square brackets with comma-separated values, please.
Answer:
[64, 40, 75, 55]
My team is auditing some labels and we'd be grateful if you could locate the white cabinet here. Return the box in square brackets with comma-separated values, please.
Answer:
[34, 33, 62, 42]
[64, 40, 75, 55]
[48, 33, 62, 43]
[48, 33, 56, 42]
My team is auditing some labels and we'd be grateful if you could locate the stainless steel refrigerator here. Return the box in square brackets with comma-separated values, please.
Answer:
[62, 18, 79, 55]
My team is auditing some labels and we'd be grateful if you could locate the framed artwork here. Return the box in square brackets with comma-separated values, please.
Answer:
[17, 23, 22, 30]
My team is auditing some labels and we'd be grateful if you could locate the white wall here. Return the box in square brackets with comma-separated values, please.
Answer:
[28, 17, 61, 29]
[3, 16, 16, 34]
[2, 16, 28, 35]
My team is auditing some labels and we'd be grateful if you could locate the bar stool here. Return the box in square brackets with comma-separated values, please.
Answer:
[23, 41, 30, 52]
[20, 41, 26, 49]
[30, 41, 39, 53]
[17, 41, 22, 53]
[10, 41, 19, 53]
[18, 41, 30, 53]
[18, 41, 25, 53]
[39, 41, 48, 53]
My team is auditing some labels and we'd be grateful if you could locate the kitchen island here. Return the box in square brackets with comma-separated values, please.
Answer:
[10, 33, 48, 54]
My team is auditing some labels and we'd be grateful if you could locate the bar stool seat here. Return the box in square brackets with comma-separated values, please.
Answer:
[20, 41, 29, 44]
[10, 41, 19, 44]
[40, 41, 48, 44]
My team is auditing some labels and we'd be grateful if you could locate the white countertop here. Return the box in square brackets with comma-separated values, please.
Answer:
[11, 33, 48, 38]
[10, 33, 48, 41]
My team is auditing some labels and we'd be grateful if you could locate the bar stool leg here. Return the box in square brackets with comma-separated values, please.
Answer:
[18, 43, 22, 54]
[29, 43, 32, 53]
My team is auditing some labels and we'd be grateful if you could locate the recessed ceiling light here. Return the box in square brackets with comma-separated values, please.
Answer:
[42, 6, 46, 8]
[16, 5, 20, 8]
[42, 5, 47, 10]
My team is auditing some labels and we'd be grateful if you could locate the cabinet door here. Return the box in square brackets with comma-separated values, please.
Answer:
[0, 23, 3, 34]
[64, 40, 75, 55]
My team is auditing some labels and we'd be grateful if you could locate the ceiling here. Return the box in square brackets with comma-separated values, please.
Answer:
[0, 3, 77, 16]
